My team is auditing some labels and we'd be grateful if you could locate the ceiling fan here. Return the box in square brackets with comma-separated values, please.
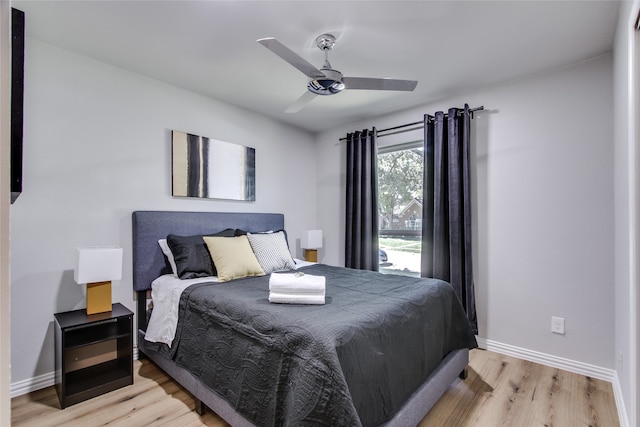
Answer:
[257, 34, 418, 113]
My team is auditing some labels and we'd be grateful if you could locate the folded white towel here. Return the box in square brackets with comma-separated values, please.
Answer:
[269, 272, 326, 294]
[268, 292, 325, 305]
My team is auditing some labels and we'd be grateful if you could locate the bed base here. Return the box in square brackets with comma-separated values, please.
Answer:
[137, 326, 468, 427]
[380, 347, 469, 426]
[138, 329, 255, 427]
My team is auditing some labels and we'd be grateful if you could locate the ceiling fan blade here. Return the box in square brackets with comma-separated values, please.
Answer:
[257, 37, 325, 79]
[343, 77, 418, 91]
[285, 91, 317, 113]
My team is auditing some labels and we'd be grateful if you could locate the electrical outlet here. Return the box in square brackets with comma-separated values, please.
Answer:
[551, 316, 565, 334]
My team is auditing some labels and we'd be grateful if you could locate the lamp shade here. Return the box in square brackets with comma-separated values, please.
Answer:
[301, 230, 323, 249]
[74, 247, 123, 284]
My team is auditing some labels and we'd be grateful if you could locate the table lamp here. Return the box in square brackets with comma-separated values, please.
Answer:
[74, 247, 123, 315]
[301, 230, 323, 262]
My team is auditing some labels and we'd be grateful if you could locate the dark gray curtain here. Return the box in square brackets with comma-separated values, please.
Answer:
[345, 129, 379, 271]
[421, 104, 477, 333]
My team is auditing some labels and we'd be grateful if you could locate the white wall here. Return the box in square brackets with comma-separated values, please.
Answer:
[614, 1, 640, 425]
[316, 54, 615, 370]
[9, 40, 317, 386]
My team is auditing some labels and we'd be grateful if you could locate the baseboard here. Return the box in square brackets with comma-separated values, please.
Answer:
[476, 337, 616, 381]
[612, 371, 631, 427]
[10, 346, 140, 398]
[10, 371, 55, 398]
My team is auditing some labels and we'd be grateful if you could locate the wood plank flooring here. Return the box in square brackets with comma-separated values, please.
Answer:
[420, 349, 620, 426]
[12, 349, 620, 426]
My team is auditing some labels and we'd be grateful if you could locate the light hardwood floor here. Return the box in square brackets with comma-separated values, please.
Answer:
[12, 349, 620, 426]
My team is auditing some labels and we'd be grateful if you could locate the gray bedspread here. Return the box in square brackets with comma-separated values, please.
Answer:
[146, 264, 477, 426]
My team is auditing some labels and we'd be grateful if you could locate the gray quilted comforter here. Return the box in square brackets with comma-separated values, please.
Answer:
[146, 264, 477, 426]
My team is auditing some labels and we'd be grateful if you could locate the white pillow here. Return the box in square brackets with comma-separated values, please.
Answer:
[158, 239, 178, 276]
[247, 231, 296, 274]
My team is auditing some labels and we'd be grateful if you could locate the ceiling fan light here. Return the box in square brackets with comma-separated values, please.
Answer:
[308, 79, 345, 95]
[332, 81, 345, 92]
[307, 68, 345, 95]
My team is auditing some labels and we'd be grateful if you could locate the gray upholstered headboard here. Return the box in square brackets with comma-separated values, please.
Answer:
[131, 211, 285, 292]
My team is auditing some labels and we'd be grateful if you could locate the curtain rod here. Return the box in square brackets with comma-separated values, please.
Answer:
[339, 105, 484, 141]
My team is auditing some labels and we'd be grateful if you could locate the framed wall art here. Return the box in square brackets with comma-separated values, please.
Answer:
[172, 130, 256, 201]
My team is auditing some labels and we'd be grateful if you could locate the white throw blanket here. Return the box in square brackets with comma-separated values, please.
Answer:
[145, 274, 219, 346]
[269, 272, 325, 305]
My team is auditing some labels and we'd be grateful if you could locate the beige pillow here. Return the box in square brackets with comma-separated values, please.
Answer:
[203, 235, 265, 282]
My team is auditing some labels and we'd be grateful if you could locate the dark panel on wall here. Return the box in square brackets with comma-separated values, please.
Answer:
[11, 8, 25, 204]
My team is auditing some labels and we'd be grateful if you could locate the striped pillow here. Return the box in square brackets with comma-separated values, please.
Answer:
[247, 231, 296, 274]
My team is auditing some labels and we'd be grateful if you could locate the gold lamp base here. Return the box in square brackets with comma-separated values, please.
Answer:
[86, 281, 113, 315]
[304, 249, 318, 262]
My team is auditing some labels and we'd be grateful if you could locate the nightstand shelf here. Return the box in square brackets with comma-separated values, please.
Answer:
[54, 303, 133, 409]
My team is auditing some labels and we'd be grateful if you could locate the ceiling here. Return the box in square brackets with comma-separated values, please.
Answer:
[12, 0, 620, 133]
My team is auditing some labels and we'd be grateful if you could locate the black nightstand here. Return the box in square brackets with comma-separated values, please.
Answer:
[54, 303, 133, 409]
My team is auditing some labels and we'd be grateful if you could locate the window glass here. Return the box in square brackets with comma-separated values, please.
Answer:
[377, 141, 423, 277]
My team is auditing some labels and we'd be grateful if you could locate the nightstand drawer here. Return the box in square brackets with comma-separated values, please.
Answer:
[64, 340, 117, 372]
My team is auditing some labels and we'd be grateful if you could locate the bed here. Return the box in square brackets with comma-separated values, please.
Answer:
[132, 210, 477, 426]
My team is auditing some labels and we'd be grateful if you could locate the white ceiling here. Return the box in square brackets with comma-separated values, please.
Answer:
[12, 0, 620, 133]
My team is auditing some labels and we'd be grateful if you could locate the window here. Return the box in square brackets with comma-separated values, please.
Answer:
[377, 141, 423, 277]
